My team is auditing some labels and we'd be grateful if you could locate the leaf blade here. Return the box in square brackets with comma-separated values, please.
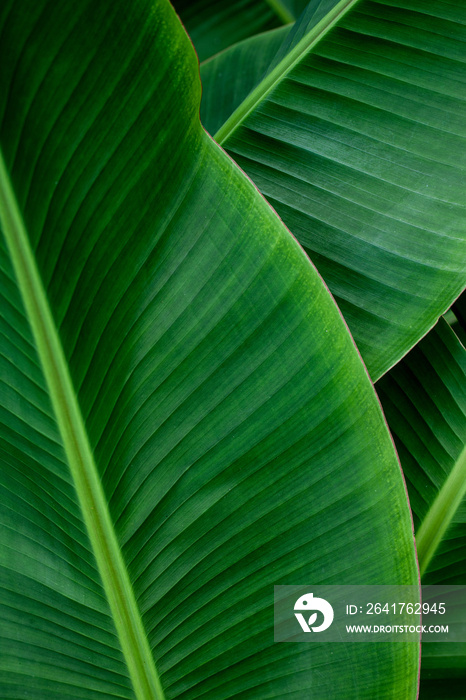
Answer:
[0, 79, 165, 700]
[416, 445, 466, 578]
[0, 0, 419, 697]
[377, 318, 466, 695]
[200, 26, 291, 138]
[205, 0, 466, 379]
[378, 318, 466, 584]
[171, 0, 284, 62]
[214, 0, 359, 144]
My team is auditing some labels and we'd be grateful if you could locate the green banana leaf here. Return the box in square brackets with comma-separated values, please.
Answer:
[200, 0, 466, 381]
[377, 318, 466, 696]
[378, 318, 466, 583]
[171, 0, 285, 62]
[0, 0, 419, 698]
[201, 27, 291, 137]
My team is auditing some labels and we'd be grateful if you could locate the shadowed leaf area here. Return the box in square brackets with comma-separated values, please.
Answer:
[378, 318, 466, 697]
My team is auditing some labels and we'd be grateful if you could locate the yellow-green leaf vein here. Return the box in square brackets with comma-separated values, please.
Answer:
[214, 0, 361, 144]
[416, 444, 466, 577]
[0, 148, 165, 700]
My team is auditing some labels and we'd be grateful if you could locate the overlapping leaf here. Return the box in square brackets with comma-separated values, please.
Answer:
[377, 318, 466, 697]
[201, 26, 291, 137]
[202, 0, 466, 380]
[172, 0, 285, 61]
[0, 0, 420, 698]
[452, 291, 466, 347]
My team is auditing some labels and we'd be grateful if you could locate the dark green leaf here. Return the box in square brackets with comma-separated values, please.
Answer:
[281, 0, 311, 18]
[201, 26, 291, 137]
[172, 0, 285, 61]
[377, 318, 466, 694]
[0, 0, 418, 698]
[378, 319, 466, 584]
[452, 291, 466, 347]
[203, 0, 466, 380]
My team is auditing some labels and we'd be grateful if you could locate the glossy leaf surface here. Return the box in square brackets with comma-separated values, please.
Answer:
[203, 0, 466, 380]
[0, 0, 418, 698]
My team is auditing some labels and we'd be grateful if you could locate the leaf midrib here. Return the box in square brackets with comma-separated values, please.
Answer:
[416, 443, 466, 578]
[214, 0, 361, 144]
[0, 149, 165, 700]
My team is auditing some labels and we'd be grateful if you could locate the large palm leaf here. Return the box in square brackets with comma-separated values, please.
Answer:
[0, 1, 418, 698]
[201, 0, 466, 380]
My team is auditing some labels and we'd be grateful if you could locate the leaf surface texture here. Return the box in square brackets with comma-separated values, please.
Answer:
[0, 1, 419, 698]
[378, 318, 466, 694]
[203, 0, 466, 379]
